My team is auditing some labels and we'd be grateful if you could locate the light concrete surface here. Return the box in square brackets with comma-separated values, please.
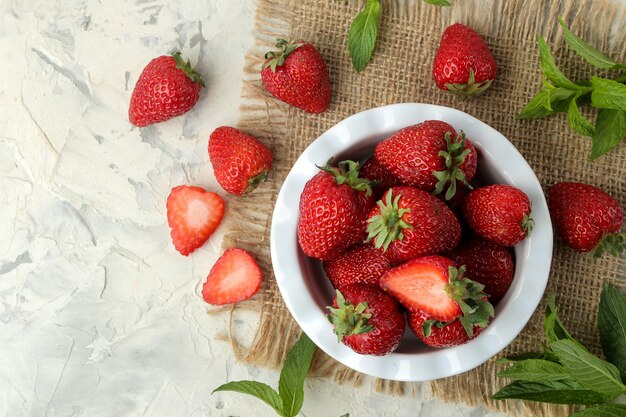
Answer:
[0, 1, 511, 416]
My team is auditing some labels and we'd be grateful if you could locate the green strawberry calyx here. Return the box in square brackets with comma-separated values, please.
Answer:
[172, 52, 205, 87]
[366, 189, 413, 251]
[318, 159, 378, 196]
[423, 265, 495, 338]
[589, 232, 626, 258]
[521, 212, 534, 236]
[433, 131, 473, 200]
[327, 290, 374, 341]
[262, 39, 304, 72]
[445, 68, 493, 96]
[245, 170, 270, 193]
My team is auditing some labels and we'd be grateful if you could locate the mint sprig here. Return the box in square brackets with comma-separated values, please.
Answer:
[213, 333, 350, 417]
[423, 0, 451, 5]
[347, 0, 381, 72]
[518, 18, 626, 160]
[493, 283, 626, 414]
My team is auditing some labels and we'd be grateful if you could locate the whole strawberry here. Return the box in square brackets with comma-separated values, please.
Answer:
[327, 284, 405, 356]
[166, 185, 224, 256]
[379, 255, 494, 347]
[375, 120, 477, 200]
[129, 52, 205, 127]
[360, 156, 401, 198]
[261, 39, 331, 113]
[297, 160, 376, 260]
[433, 23, 497, 95]
[548, 182, 624, 257]
[208, 126, 273, 195]
[447, 237, 514, 302]
[463, 184, 533, 247]
[323, 244, 390, 289]
[408, 309, 486, 348]
[366, 186, 461, 264]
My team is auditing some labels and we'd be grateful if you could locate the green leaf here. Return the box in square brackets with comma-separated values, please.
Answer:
[518, 87, 575, 119]
[551, 339, 626, 399]
[544, 294, 580, 346]
[423, 0, 451, 5]
[491, 380, 613, 404]
[498, 352, 551, 363]
[497, 359, 572, 382]
[538, 35, 581, 90]
[278, 333, 317, 417]
[558, 17, 626, 70]
[568, 96, 596, 136]
[590, 108, 626, 160]
[591, 77, 626, 110]
[598, 282, 626, 381]
[348, 0, 381, 72]
[569, 404, 626, 417]
[213, 381, 284, 416]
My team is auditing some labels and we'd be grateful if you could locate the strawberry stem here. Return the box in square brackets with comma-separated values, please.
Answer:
[521, 213, 534, 236]
[588, 233, 625, 258]
[445, 68, 494, 96]
[318, 159, 377, 196]
[171, 52, 205, 87]
[433, 131, 473, 201]
[245, 170, 269, 193]
[262, 39, 304, 72]
[327, 290, 374, 341]
[366, 189, 413, 251]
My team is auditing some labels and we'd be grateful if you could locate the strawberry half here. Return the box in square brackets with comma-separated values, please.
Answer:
[202, 248, 262, 305]
[379, 255, 494, 334]
[166, 185, 225, 256]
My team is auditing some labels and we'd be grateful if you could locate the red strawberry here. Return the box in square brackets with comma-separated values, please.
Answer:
[166, 185, 224, 256]
[366, 186, 461, 264]
[327, 284, 405, 356]
[408, 309, 485, 348]
[298, 160, 376, 260]
[463, 184, 533, 247]
[375, 121, 477, 200]
[208, 126, 273, 195]
[433, 23, 497, 95]
[129, 52, 204, 127]
[323, 244, 391, 289]
[447, 237, 514, 302]
[261, 39, 331, 113]
[548, 182, 624, 257]
[360, 156, 401, 198]
[202, 248, 262, 305]
[379, 255, 494, 344]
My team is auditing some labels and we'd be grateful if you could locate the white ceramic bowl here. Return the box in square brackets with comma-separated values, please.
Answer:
[270, 103, 553, 382]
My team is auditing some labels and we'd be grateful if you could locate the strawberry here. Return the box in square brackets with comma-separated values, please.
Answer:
[208, 126, 273, 195]
[379, 255, 494, 343]
[327, 284, 405, 356]
[375, 121, 477, 200]
[360, 156, 401, 198]
[548, 182, 624, 257]
[297, 160, 376, 260]
[447, 237, 514, 302]
[433, 23, 497, 95]
[366, 186, 461, 264]
[408, 309, 485, 348]
[261, 39, 331, 113]
[202, 248, 262, 305]
[323, 244, 390, 289]
[129, 52, 204, 127]
[463, 184, 533, 247]
[166, 185, 224, 256]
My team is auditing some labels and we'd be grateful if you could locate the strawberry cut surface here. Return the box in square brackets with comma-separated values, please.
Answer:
[202, 248, 262, 305]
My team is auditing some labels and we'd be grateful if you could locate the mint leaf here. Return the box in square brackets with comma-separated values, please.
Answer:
[348, 0, 381, 72]
[544, 294, 580, 346]
[568, 97, 596, 137]
[491, 379, 613, 404]
[569, 404, 626, 417]
[517, 88, 574, 119]
[213, 381, 284, 416]
[538, 35, 581, 90]
[497, 352, 550, 363]
[590, 108, 626, 160]
[550, 339, 626, 399]
[278, 333, 317, 417]
[423, 0, 451, 5]
[497, 359, 572, 382]
[591, 77, 626, 110]
[598, 282, 626, 381]
[558, 17, 626, 70]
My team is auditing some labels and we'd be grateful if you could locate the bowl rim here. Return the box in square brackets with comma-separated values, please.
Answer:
[270, 102, 553, 381]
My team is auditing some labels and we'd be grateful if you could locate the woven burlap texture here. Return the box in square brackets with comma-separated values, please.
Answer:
[217, 1, 626, 416]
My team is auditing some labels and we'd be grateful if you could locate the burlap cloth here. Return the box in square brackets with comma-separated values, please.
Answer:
[217, 0, 626, 415]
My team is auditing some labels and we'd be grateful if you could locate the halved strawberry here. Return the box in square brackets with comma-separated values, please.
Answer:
[202, 248, 262, 305]
[166, 185, 225, 256]
[379, 255, 494, 330]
